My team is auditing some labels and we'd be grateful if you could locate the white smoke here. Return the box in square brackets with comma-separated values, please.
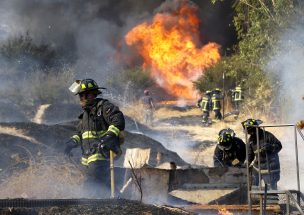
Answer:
[265, 8, 304, 191]
[266, 17, 304, 123]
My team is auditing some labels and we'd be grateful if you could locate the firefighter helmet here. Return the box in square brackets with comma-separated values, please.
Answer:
[144, 89, 150, 95]
[218, 128, 235, 150]
[213, 88, 221, 93]
[241, 118, 263, 132]
[70, 79, 106, 95]
[205, 90, 212, 95]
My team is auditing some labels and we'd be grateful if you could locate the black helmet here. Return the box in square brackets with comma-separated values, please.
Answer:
[241, 118, 263, 132]
[217, 128, 235, 150]
[205, 90, 212, 95]
[72, 79, 106, 95]
[213, 88, 221, 92]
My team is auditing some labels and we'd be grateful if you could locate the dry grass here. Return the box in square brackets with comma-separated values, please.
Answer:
[0, 126, 41, 145]
[32, 104, 51, 124]
[155, 107, 201, 120]
[121, 101, 146, 123]
[122, 102, 283, 165]
[122, 102, 201, 125]
[0, 156, 85, 199]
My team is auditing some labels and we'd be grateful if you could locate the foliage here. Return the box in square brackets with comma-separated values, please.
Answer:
[29, 67, 76, 104]
[0, 33, 58, 70]
[107, 66, 155, 102]
[196, 0, 299, 111]
[0, 34, 76, 105]
[122, 67, 155, 91]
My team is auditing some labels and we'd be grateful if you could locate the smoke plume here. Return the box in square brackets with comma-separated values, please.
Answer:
[266, 5, 304, 191]
[266, 14, 304, 123]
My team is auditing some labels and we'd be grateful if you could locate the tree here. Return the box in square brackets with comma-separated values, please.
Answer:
[195, 0, 298, 112]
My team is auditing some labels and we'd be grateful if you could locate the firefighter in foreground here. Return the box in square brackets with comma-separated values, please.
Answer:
[242, 118, 282, 190]
[211, 88, 223, 121]
[64, 79, 125, 197]
[213, 128, 246, 167]
[197, 90, 212, 126]
[141, 89, 155, 126]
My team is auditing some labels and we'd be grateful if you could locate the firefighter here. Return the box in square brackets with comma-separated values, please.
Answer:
[242, 118, 282, 190]
[211, 88, 222, 120]
[64, 79, 125, 197]
[231, 85, 244, 119]
[141, 89, 155, 126]
[213, 128, 246, 167]
[197, 90, 212, 125]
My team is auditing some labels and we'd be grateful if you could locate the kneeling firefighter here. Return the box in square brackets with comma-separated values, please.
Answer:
[64, 79, 125, 197]
[213, 128, 246, 167]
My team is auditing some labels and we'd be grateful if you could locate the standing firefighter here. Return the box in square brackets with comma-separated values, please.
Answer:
[197, 90, 212, 125]
[213, 128, 246, 167]
[64, 79, 125, 197]
[231, 85, 244, 118]
[211, 88, 223, 120]
[242, 119, 282, 190]
[142, 89, 155, 126]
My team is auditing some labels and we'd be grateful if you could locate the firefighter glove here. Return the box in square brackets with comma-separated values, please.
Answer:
[99, 132, 122, 156]
[64, 139, 78, 156]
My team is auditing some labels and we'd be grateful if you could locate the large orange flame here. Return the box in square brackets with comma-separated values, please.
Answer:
[125, 0, 221, 100]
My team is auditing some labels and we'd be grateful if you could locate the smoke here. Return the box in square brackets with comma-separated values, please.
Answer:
[266, 14, 304, 123]
[0, 0, 162, 107]
[265, 5, 304, 190]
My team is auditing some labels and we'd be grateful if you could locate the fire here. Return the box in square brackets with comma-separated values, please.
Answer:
[125, 0, 220, 100]
[218, 208, 234, 215]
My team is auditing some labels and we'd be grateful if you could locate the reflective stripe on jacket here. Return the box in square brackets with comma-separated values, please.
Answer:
[233, 87, 243, 101]
[200, 96, 210, 112]
[212, 94, 221, 110]
[81, 153, 106, 166]
[71, 98, 125, 165]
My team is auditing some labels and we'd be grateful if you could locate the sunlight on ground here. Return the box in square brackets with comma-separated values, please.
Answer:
[0, 126, 41, 145]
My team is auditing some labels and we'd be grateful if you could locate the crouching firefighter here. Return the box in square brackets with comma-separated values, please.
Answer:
[64, 79, 125, 198]
[213, 128, 246, 167]
[242, 119, 282, 190]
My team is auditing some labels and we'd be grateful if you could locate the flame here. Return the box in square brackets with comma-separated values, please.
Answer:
[218, 208, 234, 215]
[125, 0, 220, 100]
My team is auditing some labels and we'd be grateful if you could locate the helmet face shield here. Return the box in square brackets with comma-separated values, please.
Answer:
[69, 80, 81, 94]
[69, 79, 106, 95]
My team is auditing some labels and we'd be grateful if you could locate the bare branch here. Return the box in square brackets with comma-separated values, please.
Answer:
[128, 160, 143, 202]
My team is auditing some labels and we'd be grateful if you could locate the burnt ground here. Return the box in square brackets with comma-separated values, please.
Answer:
[0, 199, 192, 215]
[0, 103, 225, 214]
[0, 121, 187, 181]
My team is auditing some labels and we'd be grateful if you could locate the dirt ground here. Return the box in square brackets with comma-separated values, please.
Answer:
[0, 102, 289, 214]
